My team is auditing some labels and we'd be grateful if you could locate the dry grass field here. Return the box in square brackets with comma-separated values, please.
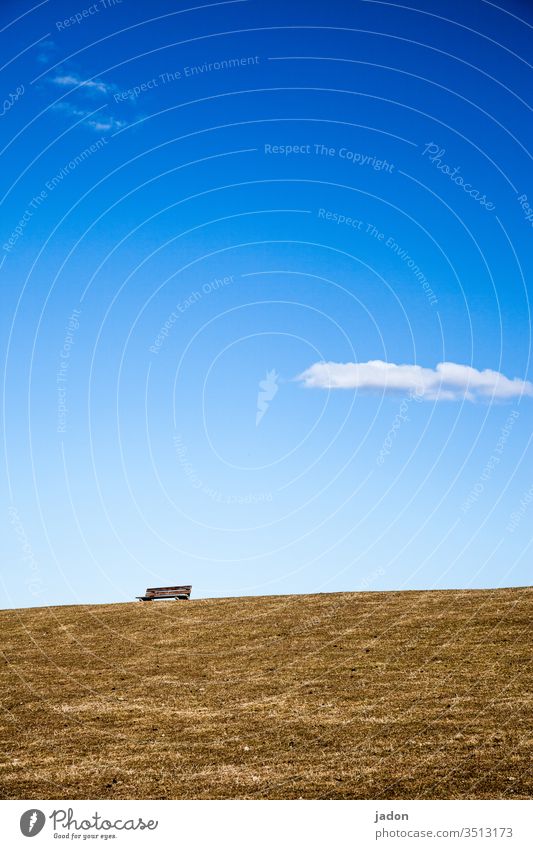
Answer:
[1, 587, 531, 800]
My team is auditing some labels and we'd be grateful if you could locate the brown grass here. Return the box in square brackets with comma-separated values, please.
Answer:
[1, 587, 531, 799]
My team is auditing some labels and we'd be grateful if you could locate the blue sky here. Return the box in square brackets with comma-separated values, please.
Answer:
[1, 0, 532, 608]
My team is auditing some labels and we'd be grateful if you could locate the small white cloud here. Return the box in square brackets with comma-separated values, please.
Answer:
[85, 115, 126, 132]
[52, 102, 86, 118]
[296, 360, 533, 401]
[36, 39, 57, 64]
[52, 101, 125, 132]
[50, 72, 116, 96]
[256, 369, 279, 425]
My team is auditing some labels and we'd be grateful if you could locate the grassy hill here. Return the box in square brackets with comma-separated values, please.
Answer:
[1, 587, 531, 799]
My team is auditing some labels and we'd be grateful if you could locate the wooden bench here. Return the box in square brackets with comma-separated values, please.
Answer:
[136, 585, 192, 601]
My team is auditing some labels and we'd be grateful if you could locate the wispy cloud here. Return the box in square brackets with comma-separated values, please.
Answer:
[50, 72, 117, 96]
[85, 115, 125, 132]
[44, 65, 128, 132]
[256, 369, 279, 425]
[52, 101, 126, 132]
[36, 39, 57, 64]
[296, 360, 533, 401]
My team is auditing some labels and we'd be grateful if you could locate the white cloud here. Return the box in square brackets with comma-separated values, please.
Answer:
[50, 72, 117, 96]
[52, 101, 126, 132]
[296, 360, 533, 401]
[47, 68, 127, 132]
[36, 39, 57, 64]
[85, 115, 126, 132]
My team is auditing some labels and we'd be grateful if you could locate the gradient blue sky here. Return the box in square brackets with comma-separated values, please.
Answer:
[1, 0, 532, 608]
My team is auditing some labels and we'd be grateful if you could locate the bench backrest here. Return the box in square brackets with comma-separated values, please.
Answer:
[144, 586, 192, 596]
